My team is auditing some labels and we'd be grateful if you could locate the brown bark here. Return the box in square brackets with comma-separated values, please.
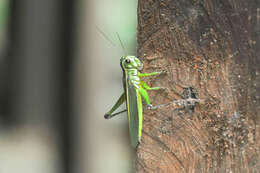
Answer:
[136, 0, 260, 172]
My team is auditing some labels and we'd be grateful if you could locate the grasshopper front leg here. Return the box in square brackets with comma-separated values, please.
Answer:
[138, 71, 164, 77]
[104, 93, 126, 119]
[138, 71, 167, 109]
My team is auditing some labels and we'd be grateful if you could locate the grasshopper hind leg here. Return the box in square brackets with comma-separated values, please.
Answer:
[104, 93, 126, 119]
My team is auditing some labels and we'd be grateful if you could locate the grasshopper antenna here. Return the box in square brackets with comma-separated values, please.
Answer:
[96, 26, 116, 47]
[116, 32, 127, 56]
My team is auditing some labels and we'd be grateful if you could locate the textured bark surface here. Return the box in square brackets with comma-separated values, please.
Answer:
[136, 0, 260, 172]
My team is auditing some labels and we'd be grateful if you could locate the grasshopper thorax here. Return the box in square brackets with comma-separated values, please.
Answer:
[120, 56, 143, 71]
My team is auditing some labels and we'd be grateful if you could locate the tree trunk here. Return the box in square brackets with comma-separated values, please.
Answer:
[136, 0, 260, 172]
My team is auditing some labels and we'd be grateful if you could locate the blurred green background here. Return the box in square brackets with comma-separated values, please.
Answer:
[0, 0, 138, 172]
[0, 0, 8, 53]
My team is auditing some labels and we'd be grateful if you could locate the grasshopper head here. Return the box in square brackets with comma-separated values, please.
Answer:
[120, 56, 143, 70]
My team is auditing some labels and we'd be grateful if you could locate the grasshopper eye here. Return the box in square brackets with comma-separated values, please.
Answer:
[125, 59, 131, 64]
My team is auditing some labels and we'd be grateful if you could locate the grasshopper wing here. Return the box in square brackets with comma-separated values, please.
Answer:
[126, 85, 143, 148]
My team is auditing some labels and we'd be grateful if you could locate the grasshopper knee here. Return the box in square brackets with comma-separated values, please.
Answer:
[104, 114, 111, 119]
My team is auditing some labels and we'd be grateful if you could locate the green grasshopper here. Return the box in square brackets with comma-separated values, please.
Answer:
[104, 55, 164, 148]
